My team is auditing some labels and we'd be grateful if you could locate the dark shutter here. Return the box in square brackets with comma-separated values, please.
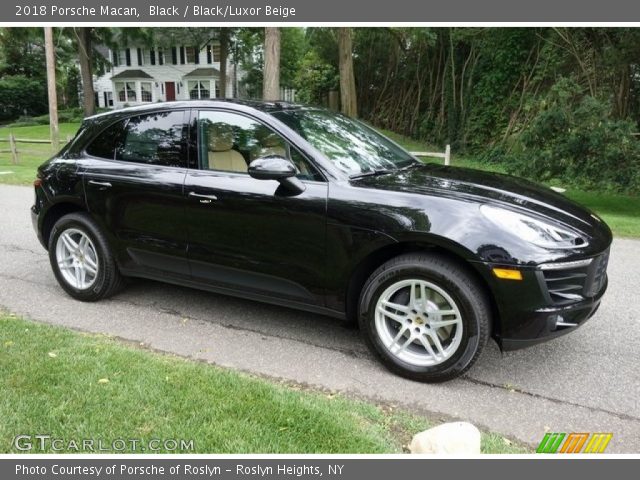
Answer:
[180, 46, 185, 64]
[112, 50, 119, 67]
[158, 50, 164, 65]
[194, 46, 200, 64]
[137, 48, 142, 66]
[171, 47, 177, 65]
[125, 48, 131, 66]
[103, 92, 107, 107]
[150, 49, 156, 65]
[206, 46, 212, 64]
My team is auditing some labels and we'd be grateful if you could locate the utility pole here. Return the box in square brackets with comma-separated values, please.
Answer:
[44, 27, 59, 151]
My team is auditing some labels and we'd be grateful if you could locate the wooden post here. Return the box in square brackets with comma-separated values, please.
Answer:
[444, 144, 451, 166]
[9, 134, 19, 165]
[328, 90, 339, 111]
[44, 27, 60, 152]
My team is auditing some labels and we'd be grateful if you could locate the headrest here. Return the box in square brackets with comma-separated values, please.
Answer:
[207, 123, 234, 152]
[255, 127, 283, 148]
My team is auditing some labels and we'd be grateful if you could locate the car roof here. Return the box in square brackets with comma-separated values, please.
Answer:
[84, 99, 306, 122]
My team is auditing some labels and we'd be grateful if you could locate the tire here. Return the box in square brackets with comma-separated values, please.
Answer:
[48, 212, 125, 302]
[358, 253, 490, 382]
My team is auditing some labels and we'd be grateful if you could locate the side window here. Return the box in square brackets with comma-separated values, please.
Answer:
[117, 111, 186, 167]
[198, 110, 323, 181]
[86, 111, 186, 168]
[86, 120, 126, 159]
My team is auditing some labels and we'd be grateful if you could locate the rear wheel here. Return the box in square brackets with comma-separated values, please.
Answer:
[359, 253, 490, 382]
[49, 212, 124, 301]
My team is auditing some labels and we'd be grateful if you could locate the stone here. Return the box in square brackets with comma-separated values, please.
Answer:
[409, 422, 481, 454]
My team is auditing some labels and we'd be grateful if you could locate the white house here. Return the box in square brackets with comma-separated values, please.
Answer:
[93, 43, 237, 109]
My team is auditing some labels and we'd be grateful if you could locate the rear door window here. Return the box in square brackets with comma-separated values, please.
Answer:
[86, 111, 187, 168]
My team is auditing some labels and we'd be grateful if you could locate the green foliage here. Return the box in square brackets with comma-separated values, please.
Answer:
[0, 75, 48, 121]
[495, 79, 640, 192]
[294, 50, 338, 105]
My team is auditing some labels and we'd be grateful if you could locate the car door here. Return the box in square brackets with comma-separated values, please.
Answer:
[81, 110, 190, 278]
[184, 109, 328, 306]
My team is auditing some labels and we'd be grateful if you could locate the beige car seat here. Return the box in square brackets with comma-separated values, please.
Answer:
[255, 131, 287, 158]
[207, 124, 247, 173]
[254, 128, 310, 176]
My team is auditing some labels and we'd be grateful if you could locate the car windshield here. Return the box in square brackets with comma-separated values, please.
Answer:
[272, 109, 416, 176]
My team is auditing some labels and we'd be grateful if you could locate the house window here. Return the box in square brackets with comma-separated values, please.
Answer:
[115, 81, 137, 102]
[140, 82, 153, 102]
[112, 50, 121, 67]
[185, 46, 197, 64]
[214, 81, 220, 99]
[105, 91, 113, 107]
[188, 80, 210, 99]
[157, 48, 164, 65]
[211, 45, 220, 62]
[143, 49, 152, 66]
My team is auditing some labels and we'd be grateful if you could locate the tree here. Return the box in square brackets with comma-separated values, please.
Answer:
[263, 27, 280, 101]
[75, 27, 95, 117]
[337, 28, 357, 117]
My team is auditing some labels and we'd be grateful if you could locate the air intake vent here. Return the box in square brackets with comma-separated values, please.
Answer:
[540, 249, 610, 305]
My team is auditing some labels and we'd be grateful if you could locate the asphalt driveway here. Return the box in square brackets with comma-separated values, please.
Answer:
[1, 184, 638, 452]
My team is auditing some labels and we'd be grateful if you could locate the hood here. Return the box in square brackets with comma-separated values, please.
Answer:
[350, 163, 611, 240]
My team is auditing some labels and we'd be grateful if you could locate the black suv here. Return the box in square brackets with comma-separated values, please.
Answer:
[32, 100, 612, 382]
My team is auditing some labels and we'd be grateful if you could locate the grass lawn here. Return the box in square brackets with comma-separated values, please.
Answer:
[0, 312, 526, 454]
[0, 123, 81, 185]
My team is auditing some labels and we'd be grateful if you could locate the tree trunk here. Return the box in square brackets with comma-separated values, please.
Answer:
[263, 28, 280, 101]
[219, 28, 229, 99]
[76, 27, 95, 117]
[44, 27, 59, 151]
[338, 28, 357, 118]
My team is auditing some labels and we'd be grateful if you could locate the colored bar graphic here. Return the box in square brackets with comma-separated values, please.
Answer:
[537, 433, 566, 453]
[537, 432, 613, 453]
[584, 433, 613, 453]
[560, 433, 589, 453]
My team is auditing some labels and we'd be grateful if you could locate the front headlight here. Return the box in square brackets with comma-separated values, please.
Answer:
[479, 205, 586, 249]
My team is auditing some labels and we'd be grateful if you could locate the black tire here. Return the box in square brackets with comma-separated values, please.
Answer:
[48, 212, 125, 301]
[358, 253, 490, 382]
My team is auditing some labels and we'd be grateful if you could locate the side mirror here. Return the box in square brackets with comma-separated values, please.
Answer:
[248, 156, 306, 195]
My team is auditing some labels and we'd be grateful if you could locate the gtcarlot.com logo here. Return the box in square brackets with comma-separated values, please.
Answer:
[536, 432, 613, 453]
[13, 435, 194, 452]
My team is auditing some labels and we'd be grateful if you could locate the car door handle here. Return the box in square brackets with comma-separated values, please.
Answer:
[189, 192, 218, 203]
[88, 180, 112, 188]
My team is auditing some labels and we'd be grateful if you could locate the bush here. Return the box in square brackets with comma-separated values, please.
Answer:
[493, 79, 640, 193]
[0, 75, 48, 122]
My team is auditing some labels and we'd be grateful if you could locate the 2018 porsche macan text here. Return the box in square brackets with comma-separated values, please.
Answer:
[32, 101, 612, 382]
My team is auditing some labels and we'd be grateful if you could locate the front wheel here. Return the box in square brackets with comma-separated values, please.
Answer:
[358, 253, 490, 382]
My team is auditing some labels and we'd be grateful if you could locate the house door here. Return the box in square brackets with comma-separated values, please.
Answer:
[165, 82, 176, 101]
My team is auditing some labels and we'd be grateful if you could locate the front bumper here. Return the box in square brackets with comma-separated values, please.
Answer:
[473, 249, 610, 351]
[499, 277, 605, 350]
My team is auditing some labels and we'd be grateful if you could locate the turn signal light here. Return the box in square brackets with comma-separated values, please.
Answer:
[492, 268, 523, 281]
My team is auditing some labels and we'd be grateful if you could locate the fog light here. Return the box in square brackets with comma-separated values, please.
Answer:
[492, 268, 523, 281]
[549, 314, 578, 330]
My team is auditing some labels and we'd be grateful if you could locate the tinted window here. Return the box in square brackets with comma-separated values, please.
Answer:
[118, 111, 186, 167]
[272, 109, 415, 176]
[86, 120, 125, 159]
[198, 110, 323, 181]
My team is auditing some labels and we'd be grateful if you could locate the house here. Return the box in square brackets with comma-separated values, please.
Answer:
[93, 43, 237, 109]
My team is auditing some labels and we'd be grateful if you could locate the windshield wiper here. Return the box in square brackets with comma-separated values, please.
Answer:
[349, 168, 394, 179]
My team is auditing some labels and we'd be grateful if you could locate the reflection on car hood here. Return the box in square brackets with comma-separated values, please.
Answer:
[350, 163, 608, 234]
